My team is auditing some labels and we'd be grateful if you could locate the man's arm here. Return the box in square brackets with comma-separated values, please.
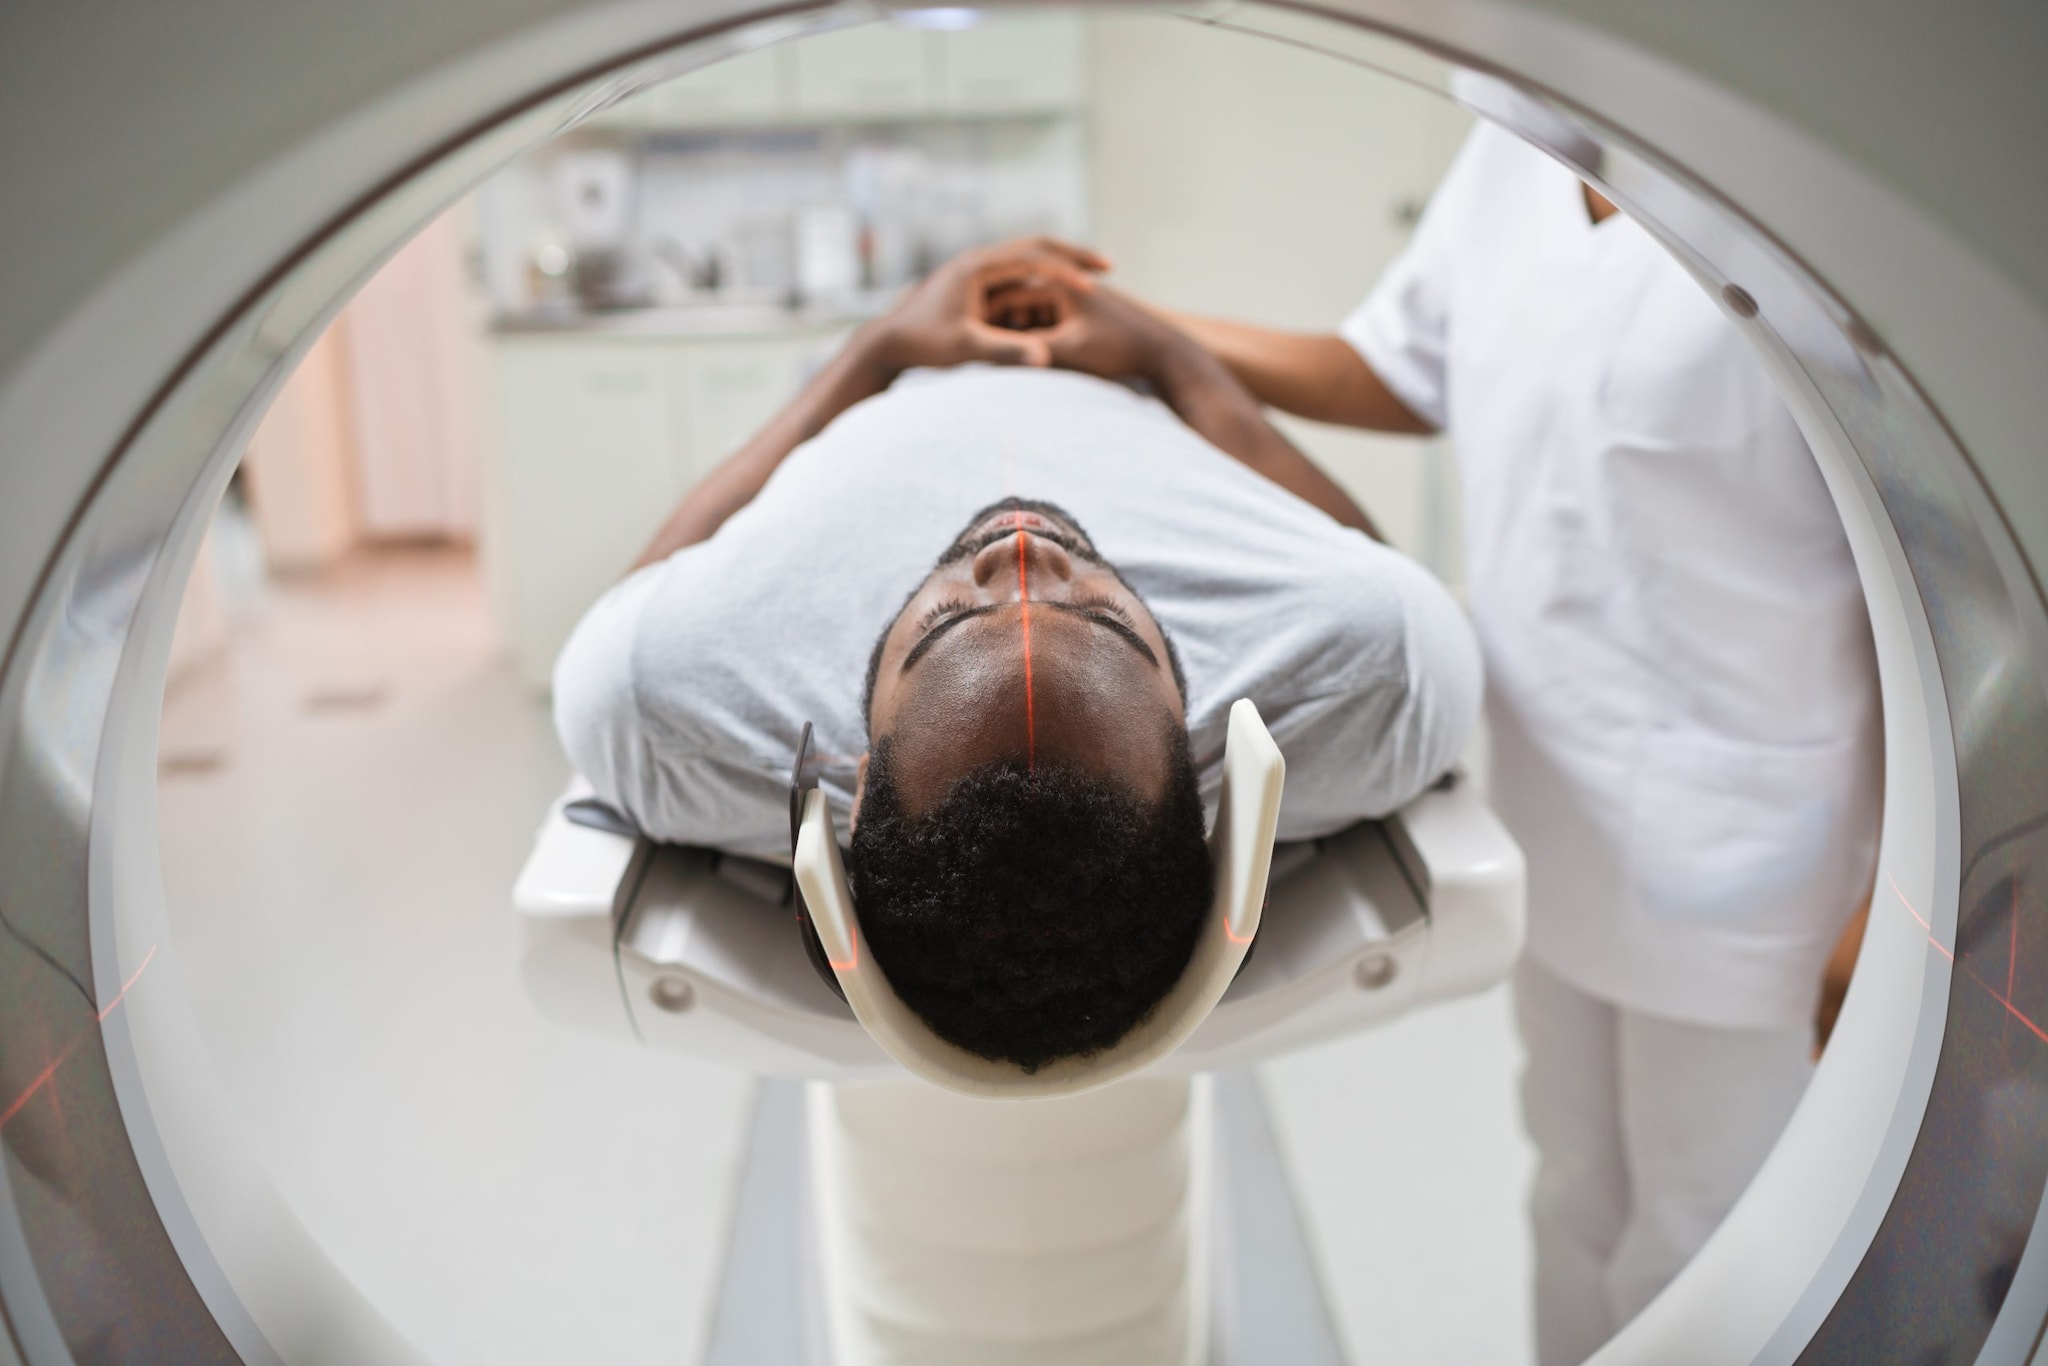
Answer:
[1150, 336, 1385, 539]
[630, 328, 898, 569]
[630, 238, 1108, 570]
[1160, 313, 1435, 435]
[1006, 280, 1384, 537]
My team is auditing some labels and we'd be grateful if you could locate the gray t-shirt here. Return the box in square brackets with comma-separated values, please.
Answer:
[554, 365, 1480, 860]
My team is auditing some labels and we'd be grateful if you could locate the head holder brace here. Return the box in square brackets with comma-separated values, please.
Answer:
[789, 721, 847, 1003]
[789, 698, 1285, 1099]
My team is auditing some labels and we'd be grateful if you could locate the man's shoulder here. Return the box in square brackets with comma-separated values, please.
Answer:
[1158, 531, 1458, 725]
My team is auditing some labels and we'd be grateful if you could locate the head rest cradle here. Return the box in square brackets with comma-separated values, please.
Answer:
[795, 698, 1286, 1099]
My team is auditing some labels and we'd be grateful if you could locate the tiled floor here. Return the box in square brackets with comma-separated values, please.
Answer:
[156, 544, 1535, 1365]
[1264, 992, 1536, 1364]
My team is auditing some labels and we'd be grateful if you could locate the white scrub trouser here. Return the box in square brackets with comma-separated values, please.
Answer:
[1514, 957, 1815, 1366]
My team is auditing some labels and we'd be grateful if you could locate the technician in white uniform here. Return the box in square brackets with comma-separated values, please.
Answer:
[1152, 121, 1882, 1361]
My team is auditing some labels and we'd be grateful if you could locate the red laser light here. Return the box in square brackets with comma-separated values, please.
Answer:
[1888, 876, 2047, 1044]
[100, 946, 157, 1021]
[0, 944, 157, 1132]
[0, 1049, 74, 1133]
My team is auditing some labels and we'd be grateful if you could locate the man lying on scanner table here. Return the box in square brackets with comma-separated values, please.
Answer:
[554, 240, 1478, 1071]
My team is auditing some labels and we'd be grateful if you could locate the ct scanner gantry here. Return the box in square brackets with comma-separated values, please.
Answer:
[4, 0, 2048, 1361]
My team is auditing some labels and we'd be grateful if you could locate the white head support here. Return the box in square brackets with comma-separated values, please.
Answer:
[795, 697, 1285, 1099]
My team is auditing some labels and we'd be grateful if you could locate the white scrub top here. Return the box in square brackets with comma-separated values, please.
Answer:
[1343, 124, 1881, 1030]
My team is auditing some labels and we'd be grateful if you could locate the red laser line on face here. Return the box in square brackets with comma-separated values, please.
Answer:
[1015, 524, 1036, 768]
[0, 944, 157, 1132]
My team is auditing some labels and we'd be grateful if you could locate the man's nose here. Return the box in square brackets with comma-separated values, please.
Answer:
[971, 530, 1074, 594]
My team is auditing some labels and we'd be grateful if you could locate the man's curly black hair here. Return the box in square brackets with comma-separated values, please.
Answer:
[848, 725, 1213, 1072]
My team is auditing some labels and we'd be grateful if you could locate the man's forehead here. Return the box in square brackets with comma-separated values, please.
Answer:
[880, 639, 1177, 808]
[895, 607, 1161, 712]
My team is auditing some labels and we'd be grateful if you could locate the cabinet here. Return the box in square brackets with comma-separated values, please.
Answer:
[585, 17, 1087, 129]
[641, 46, 786, 126]
[492, 342, 682, 685]
[790, 24, 932, 118]
[677, 339, 821, 482]
[933, 16, 1084, 112]
[486, 330, 843, 687]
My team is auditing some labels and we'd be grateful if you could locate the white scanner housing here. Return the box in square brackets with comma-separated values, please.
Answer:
[514, 700, 1525, 1085]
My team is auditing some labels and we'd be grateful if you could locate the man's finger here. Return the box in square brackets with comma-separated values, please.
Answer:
[983, 282, 1071, 331]
[965, 321, 1051, 367]
[998, 235, 1112, 273]
[975, 257, 1099, 300]
[1037, 315, 1092, 364]
[1039, 238, 1113, 273]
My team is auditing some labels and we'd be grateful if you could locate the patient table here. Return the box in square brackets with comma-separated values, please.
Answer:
[513, 767, 1523, 1364]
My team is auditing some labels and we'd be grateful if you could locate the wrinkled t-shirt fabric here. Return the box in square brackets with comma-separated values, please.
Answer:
[554, 365, 1480, 863]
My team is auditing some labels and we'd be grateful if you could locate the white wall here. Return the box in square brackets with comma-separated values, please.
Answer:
[1085, 13, 1470, 577]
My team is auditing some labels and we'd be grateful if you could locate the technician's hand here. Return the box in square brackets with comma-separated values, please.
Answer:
[868, 237, 1110, 374]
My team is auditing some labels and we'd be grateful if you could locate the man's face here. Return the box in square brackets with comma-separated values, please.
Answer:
[860, 499, 1186, 818]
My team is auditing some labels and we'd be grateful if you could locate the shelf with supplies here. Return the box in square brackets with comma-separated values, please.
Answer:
[583, 14, 1085, 129]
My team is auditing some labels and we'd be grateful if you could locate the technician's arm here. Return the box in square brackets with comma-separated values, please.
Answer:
[1162, 313, 1436, 435]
